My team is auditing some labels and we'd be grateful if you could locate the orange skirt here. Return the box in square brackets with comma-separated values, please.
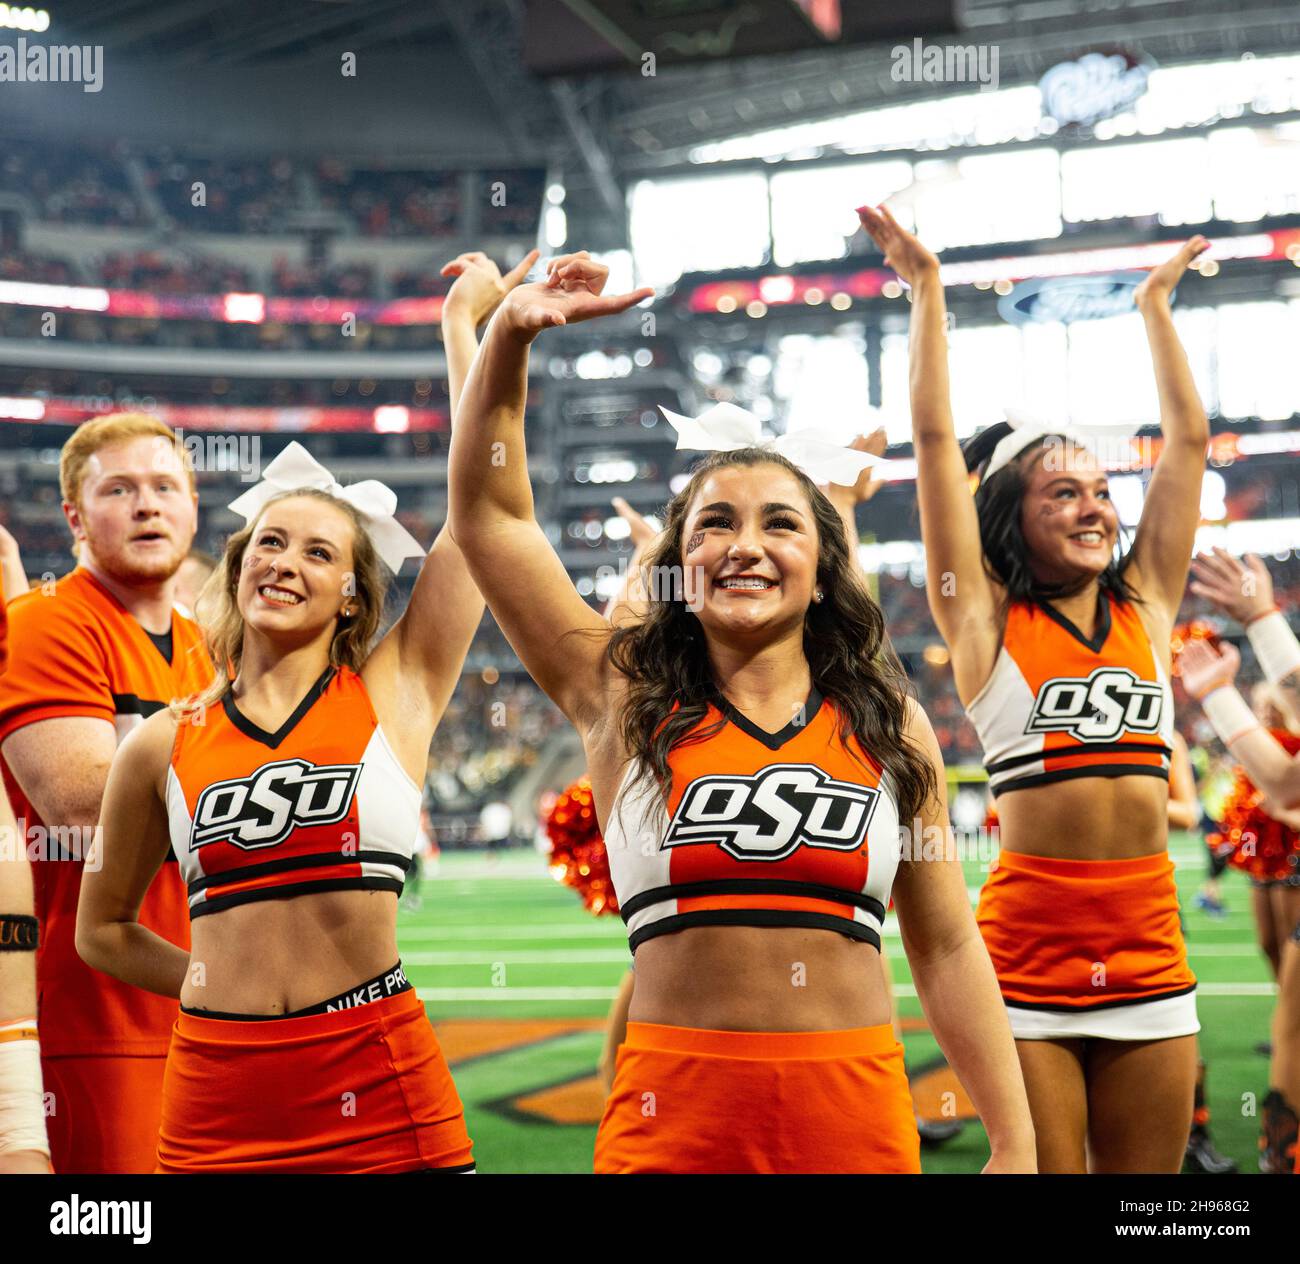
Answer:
[156, 989, 473, 1173]
[594, 1021, 920, 1174]
[976, 850, 1198, 1040]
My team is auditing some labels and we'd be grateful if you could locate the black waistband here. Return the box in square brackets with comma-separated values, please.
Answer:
[180, 962, 411, 1021]
[989, 763, 1170, 797]
[986, 741, 1173, 776]
[619, 879, 886, 924]
[628, 910, 882, 954]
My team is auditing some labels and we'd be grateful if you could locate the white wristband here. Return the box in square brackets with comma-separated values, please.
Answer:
[1246, 610, 1300, 685]
[0, 1021, 50, 1159]
[1201, 686, 1263, 748]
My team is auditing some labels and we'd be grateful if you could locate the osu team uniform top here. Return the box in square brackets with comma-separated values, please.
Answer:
[965, 593, 1174, 798]
[0, 568, 212, 1057]
[165, 664, 419, 919]
[603, 688, 902, 953]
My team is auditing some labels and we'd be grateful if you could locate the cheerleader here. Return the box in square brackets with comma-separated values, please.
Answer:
[1178, 551, 1300, 1172]
[75, 250, 536, 1172]
[860, 203, 1211, 1173]
[449, 250, 1034, 1173]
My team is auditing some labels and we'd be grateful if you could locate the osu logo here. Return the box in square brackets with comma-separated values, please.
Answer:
[190, 759, 362, 851]
[1025, 667, 1164, 742]
[662, 763, 879, 862]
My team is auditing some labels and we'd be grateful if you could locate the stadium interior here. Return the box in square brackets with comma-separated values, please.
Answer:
[4, 0, 1300, 1176]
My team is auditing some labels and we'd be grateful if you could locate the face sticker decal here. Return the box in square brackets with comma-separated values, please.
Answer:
[686, 531, 706, 555]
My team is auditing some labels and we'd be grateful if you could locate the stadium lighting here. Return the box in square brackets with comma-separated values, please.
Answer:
[0, 396, 45, 420]
[545, 205, 567, 249]
[222, 293, 266, 324]
[758, 275, 796, 304]
[373, 406, 410, 433]
[0, 6, 50, 31]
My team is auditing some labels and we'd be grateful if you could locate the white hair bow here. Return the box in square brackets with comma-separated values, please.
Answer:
[227, 441, 425, 574]
[659, 402, 880, 487]
[981, 408, 1143, 482]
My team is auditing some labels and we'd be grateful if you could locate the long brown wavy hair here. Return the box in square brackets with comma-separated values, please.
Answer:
[178, 489, 390, 716]
[606, 449, 936, 824]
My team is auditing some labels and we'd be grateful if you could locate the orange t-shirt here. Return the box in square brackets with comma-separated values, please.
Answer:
[0, 568, 212, 1056]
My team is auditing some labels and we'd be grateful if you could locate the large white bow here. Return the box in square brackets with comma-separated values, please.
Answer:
[227, 441, 425, 574]
[981, 408, 1143, 481]
[659, 402, 880, 487]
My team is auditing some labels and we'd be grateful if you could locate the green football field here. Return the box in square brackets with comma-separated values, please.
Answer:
[398, 838, 1279, 1174]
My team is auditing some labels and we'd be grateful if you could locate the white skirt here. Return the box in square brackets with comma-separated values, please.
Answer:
[1006, 989, 1200, 1041]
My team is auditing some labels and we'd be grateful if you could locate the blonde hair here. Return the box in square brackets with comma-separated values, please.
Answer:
[60, 413, 196, 507]
[179, 489, 390, 717]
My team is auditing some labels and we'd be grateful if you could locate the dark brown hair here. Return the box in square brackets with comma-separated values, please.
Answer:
[962, 423, 1139, 605]
[606, 449, 936, 824]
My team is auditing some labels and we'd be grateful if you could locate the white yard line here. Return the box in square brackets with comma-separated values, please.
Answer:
[418, 987, 619, 1001]
[404, 949, 631, 965]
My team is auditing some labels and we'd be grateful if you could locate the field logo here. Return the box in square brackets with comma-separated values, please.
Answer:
[1026, 667, 1164, 742]
[663, 763, 878, 861]
[190, 759, 360, 851]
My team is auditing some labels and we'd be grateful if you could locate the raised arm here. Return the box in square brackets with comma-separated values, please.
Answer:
[1125, 237, 1211, 617]
[1190, 548, 1300, 690]
[439, 249, 539, 417]
[1180, 634, 1300, 807]
[371, 250, 538, 730]
[890, 704, 1036, 1172]
[822, 427, 886, 582]
[0, 779, 49, 1172]
[76, 710, 189, 998]
[0, 524, 28, 600]
[603, 496, 663, 629]
[448, 252, 653, 729]
[858, 205, 998, 700]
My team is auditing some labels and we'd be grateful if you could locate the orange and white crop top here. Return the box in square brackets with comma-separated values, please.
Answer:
[965, 593, 1173, 798]
[604, 689, 902, 953]
[165, 666, 420, 919]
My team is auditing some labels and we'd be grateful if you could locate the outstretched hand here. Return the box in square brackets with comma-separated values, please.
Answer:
[821, 428, 888, 508]
[498, 251, 654, 343]
[857, 203, 940, 286]
[1178, 636, 1242, 701]
[1134, 236, 1209, 311]
[611, 496, 662, 553]
[441, 249, 540, 327]
[1189, 548, 1274, 625]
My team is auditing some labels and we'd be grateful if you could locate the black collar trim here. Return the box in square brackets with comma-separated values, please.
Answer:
[718, 686, 824, 751]
[1038, 592, 1112, 654]
[146, 626, 175, 665]
[223, 667, 336, 750]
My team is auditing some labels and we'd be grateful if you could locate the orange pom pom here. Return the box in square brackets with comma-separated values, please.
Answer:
[544, 776, 620, 916]
[1208, 729, 1300, 883]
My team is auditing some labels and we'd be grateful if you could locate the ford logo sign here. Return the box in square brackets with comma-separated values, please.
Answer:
[998, 272, 1164, 325]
